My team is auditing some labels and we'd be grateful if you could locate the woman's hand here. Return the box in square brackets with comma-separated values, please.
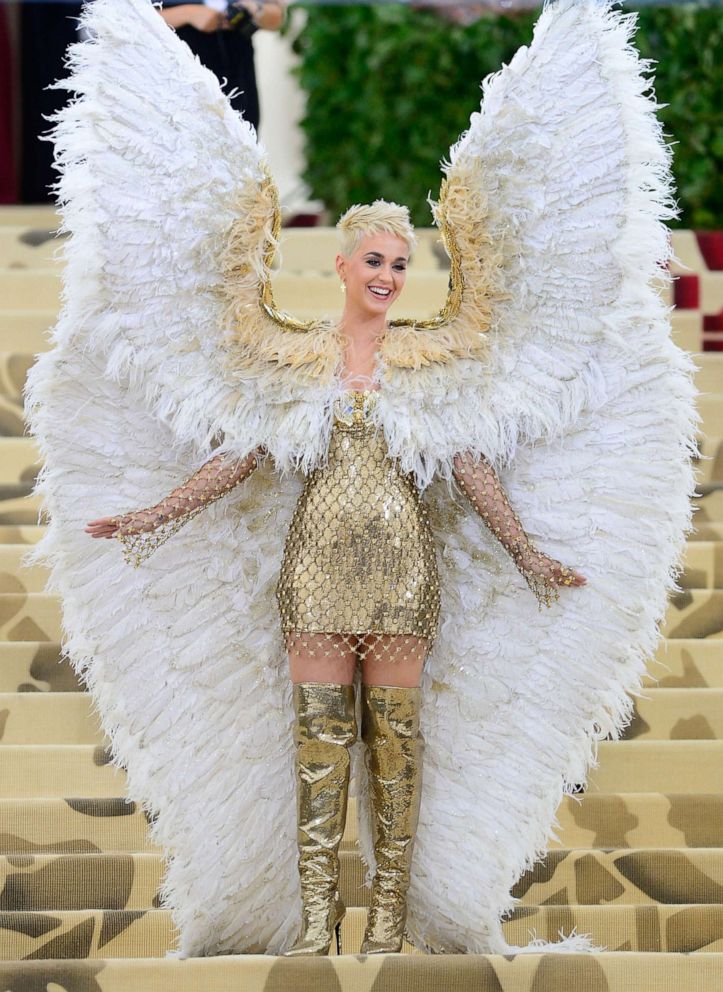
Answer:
[85, 509, 161, 540]
[514, 547, 587, 589]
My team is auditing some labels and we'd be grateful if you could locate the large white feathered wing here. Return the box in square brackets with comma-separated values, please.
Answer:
[370, 0, 701, 954]
[23, 0, 312, 956]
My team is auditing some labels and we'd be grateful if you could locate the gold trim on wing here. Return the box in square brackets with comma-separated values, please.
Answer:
[258, 173, 326, 334]
[388, 178, 465, 331]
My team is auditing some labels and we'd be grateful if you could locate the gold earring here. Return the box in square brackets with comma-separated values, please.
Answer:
[340, 280, 346, 293]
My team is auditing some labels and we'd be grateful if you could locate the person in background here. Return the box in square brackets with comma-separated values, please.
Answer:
[158, 1, 286, 131]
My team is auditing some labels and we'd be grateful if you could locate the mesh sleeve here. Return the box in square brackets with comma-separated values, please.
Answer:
[114, 449, 260, 567]
[452, 451, 575, 609]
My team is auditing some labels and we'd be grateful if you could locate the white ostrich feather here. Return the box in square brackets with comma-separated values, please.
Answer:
[24, 0, 699, 959]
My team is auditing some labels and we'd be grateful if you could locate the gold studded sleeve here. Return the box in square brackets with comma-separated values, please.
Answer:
[113, 449, 261, 567]
[452, 451, 575, 610]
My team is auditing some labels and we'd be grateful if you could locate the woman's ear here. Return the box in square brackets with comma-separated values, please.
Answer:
[335, 252, 345, 280]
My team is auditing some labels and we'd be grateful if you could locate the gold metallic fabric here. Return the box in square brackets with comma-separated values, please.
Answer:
[360, 684, 423, 954]
[284, 682, 357, 956]
[276, 390, 441, 653]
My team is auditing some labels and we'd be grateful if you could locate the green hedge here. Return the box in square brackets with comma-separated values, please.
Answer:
[289, 4, 723, 228]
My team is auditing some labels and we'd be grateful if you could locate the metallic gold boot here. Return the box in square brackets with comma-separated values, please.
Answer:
[283, 681, 357, 956]
[360, 684, 423, 954]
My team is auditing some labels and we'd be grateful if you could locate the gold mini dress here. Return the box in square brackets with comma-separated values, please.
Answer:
[276, 389, 440, 657]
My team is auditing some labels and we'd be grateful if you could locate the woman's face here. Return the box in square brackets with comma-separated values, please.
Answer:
[336, 231, 409, 318]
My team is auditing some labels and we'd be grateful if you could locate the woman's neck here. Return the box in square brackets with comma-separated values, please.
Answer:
[338, 310, 386, 386]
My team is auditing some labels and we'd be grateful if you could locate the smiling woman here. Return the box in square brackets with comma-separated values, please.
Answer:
[26, 0, 697, 966]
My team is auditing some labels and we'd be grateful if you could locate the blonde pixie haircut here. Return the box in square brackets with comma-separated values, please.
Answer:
[336, 200, 417, 258]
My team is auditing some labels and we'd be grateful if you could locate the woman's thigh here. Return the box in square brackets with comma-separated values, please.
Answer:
[287, 632, 358, 685]
[361, 634, 428, 688]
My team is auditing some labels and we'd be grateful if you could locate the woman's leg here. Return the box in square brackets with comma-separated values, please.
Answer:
[360, 633, 427, 688]
[287, 632, 358, 685]
[359, 635, 427, 953]
[284, 632, 358, 956]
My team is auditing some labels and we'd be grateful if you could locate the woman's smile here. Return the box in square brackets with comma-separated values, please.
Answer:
[367, 283, 393, 300]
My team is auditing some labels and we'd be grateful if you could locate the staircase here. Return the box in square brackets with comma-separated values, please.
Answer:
[0, 206, 721, 990]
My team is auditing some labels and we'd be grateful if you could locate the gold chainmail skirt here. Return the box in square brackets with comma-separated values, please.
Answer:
[276, 390, 440, 663]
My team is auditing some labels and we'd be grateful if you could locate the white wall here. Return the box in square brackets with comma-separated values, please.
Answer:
[255, 8, 322, 218]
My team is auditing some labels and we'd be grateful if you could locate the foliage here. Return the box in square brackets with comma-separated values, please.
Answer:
[288, 4, 723, 228]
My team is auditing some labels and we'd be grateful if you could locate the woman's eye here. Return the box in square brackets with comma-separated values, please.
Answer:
[394, 265, 406, 272]
[366, 259, 380, 266]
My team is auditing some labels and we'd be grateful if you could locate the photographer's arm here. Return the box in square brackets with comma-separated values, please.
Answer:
[86, 448, 261, 566]
[452, 451, 586, 608]
[235, 0, 285, 30]
[158, 5, 229, 32]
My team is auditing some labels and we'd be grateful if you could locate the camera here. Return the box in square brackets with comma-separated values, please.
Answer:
[226, 1, 260, 37]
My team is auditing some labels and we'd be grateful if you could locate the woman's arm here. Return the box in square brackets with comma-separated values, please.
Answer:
[86, 448, 262, 565]
[452, 451, 586, 608]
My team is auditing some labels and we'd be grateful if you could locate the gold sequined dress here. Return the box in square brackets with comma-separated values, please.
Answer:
[276, 390, 440, 655]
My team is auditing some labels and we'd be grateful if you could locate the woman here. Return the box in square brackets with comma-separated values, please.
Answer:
[85, 201, 586, 955]
[25, 0, 697, 960]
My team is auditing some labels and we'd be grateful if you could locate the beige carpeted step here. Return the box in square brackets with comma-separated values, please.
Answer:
[694, 354, 723, 394]
[0, 525, 44, 546]
[0, 906, 721, 961]
[0, 693, 103, 744]
[545, 793, 723, 850]
[670, 311, 701, 352]
[619, 689, 723, 740]
[0, 440, 40, 488]
[0, 272, 61, 312]
[3, 688, 721, 746]
[1, 953, 722, 992]
[697, 401, 723, 439]
[0, 853, 161, 911]
[692, 487, 723, 530]
[0, 312, 55, 353]
[508, 848, 723, 906]
[677, 541, 723, 589]
[0, 494, 43, 526]
[0, 797, 156, 854]
[0, 208, 58, 228]
[1, 589, 720, 648]
[585, 741, 723, 793]
[2, 848, 720, 914]
[690, 523, 723, 542]
[3, 792, 721, 857]
[644, 640, 723, 688]
[0, 594, 62, 643]
[662, 590, 723, 639]
[0, 746, 125, 797]
[340, 848, 723, 911]
[0, 642, 78, 692]
[695, 437, 723, 484]
[0, 229, 64, 269]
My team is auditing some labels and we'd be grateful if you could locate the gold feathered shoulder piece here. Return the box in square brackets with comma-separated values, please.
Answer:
[218, 170, 493, 378]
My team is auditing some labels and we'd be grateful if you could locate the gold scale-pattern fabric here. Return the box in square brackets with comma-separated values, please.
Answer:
[276, 390, 441, 661]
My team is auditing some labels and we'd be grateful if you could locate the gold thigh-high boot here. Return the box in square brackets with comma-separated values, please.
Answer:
[360, 684, 423, 954]
[284, 681, 357, 956]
